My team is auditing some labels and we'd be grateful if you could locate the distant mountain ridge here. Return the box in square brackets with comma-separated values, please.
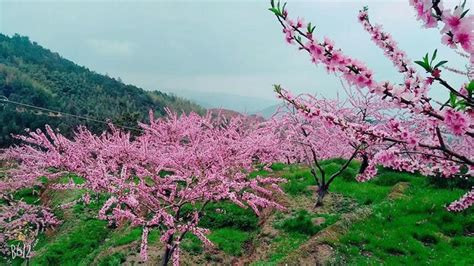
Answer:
[0, 34, 203, 146]
[169, 89, 278, 114]
[252, 103, 284, 119]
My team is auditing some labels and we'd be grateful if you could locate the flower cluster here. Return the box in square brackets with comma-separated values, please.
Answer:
[444, 108, 470, 135]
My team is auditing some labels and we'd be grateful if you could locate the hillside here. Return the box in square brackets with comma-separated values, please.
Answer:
[0, 34, 203, 147]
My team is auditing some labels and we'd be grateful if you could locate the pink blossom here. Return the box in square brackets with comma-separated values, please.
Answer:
[444, 108, 470, 135]
[447, 189, 474, 211]
[460, 84, 469, 97]
[441, 9, 462, 33]
[441, 34, 457, 48]
[453, 25, 473, 52]
[296, 17, 305, 28]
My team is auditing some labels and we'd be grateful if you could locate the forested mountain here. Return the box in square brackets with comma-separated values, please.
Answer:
[0, 34, 203, 147]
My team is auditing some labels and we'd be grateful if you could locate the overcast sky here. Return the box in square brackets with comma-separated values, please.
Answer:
[0, 0, 469, 103]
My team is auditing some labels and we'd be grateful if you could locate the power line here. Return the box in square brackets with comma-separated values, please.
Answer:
[0, 96, 143, 132]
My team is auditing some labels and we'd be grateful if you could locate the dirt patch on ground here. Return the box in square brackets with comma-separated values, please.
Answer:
[388, 182, 410, 200]
[278, 182, 409, 265]
[91, 242, 140, 265]
[234, 189, 363, 266]
[279, 206, 372, 266]
[92, 235, 235, 265]
[181, 246, 234, 265]
[233, 203, 284, 265]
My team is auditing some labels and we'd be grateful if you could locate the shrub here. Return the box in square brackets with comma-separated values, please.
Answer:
[270, 162, 286, 171]
[279, 210, 319, 235]
[190, 202, 258, 231]
[372, 172, 412, 186]
[427, 174, 474, 190]
[340, 167, 357, 182]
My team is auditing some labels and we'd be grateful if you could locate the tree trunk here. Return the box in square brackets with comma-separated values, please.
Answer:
[315, 185, 327, 207]
[160, 247, 171, 266]
[160, 235, 174, 266]
[358, 154, 369, 174]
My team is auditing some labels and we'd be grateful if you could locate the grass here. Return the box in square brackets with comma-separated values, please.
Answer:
[281, 168, 315, 196]
[335, 167, 474, 264]
[251, 233, 309, 265]
[181, 227, 253, 257]
[181, 234, 204, 254]
[208, 228, 252, 256]
[269, 162, 286, 171]
[31, 219, 111, 265]
[181, 201, 259, 256]
[254, 207, 339, 265]
[248, 168, 271, 179]
[13, 187, 41, 205]
[256, 159, 474, 265]
[327, 161, 406, 205]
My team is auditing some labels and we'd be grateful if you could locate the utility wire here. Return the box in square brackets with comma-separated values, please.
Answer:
[0, 96, 143, 132]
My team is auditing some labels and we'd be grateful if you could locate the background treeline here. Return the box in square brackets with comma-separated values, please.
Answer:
[0, 34, 203, 147]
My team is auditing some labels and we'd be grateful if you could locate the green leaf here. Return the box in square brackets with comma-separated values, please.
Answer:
[433, 60, 448, 69]
[457, 100, 467, 111]
[461, 9, 470, 18]
[269, 7, 280, 15]
[449, 92, 457, 107]
[273, 84, 282, 93]
[414, 60, 424, 67]
[307, 22, 312, 33]
[271, 0, 275, 8]
[423, 53, 429, 65]
[431, 49, 437, 64]
[467, 80, 474, 93]
[414, 61, 429, 71]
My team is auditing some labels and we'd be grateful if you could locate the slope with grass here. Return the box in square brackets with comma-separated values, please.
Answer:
[2, 160, 473, 265]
